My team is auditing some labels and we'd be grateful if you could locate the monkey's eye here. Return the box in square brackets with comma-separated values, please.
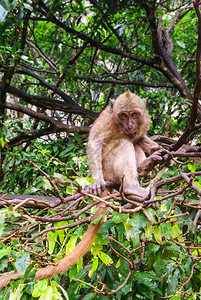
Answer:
[119, 113, 128, 119]
[131, 112, 138, 118]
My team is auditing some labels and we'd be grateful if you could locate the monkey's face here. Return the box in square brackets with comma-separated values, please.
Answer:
[118, 110, 141, 139]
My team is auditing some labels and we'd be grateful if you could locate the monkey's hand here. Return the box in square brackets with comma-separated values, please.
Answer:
[84, 178, 106, 196]
[150, 144, 163, 154]
[138, 149, 170, 177]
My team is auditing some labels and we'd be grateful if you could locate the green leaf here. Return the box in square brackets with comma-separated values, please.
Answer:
[51, 280, 69, 300]
[129, 215, 140, 247]
[52, 281, 69, 300]
[153, 225, 162, 243]
[145, 221, 153, 239]
[0, 137, 5, 148]
[194, 181, 201, 189]
[76, 177, 92, 187]
[66, 236, 78, 254]
[96, 251, 113, 266]
[74, 131, 83, 146]
[9, 284, 25, 300]
[82, 294, 96, 300]
[39, 286, 54, 300]
[169, 294, 182, 300]
[89, 255, 98, 278]
[171, 224, 183, 242]
[47, 231, 57, 254]
[1, 0, 10, 10]
[187, 163, 196, 172]
[66, 185, 77, 195]
[23, 3, 33, 11]
[156, 249, 162, 269]
[112, 211, 128, 224]
[161, 222, 172, 239]
[77, 256, 83, 272]
[59, 145, 75, 157]
[160, 203, 167, 213]
[0, 257, 8, 270]
[92, 212, 106, 224]
[54, 221, 68, 244]
[115, 259, 121, 268]
[0, 247, 11, 259]
[43, 178, 53, 190]
[124, 220, 132, 240]
[168, 270, 179, 295]
[32, 279, 48, 297]
[15, 252, 30, 272]
[177, 40, 185, 48]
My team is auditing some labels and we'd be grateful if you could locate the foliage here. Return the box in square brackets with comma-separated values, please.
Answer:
[0, 122, 88, 195]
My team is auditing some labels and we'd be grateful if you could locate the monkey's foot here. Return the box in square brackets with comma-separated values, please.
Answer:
[83, 179, 106, 196]
[123, 186, 148, 198]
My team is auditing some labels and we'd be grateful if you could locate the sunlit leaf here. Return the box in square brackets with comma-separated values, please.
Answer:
[96, 251, 113, 266]
[153, 225, 162, 243]
[47, 231, 58, 254]
[32, 279, 48, 297]
[9, 284, 25, 300]
[89, 255, 98, 278]
[66, 236, 78, 255]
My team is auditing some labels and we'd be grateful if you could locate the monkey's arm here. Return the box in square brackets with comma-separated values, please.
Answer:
[137, 149, 168, 177]
[137, 136, 169, 177]
[87, 137, 106, 195]
[138, 135, 162, 155]
[87, 110, 112, 195]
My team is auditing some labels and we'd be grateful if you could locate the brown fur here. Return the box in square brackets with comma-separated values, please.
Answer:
[0, 272, 22, 291]
[87, 90, 160, 196]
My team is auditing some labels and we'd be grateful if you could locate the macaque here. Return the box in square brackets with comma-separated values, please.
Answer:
[87, 89, 162, 196]
[0, 90, 163, 290]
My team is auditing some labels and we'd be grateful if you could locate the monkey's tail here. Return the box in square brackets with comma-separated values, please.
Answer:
[0, 203, 107, 290]
[35, 203, 107, 280]
[0, 272, 22, 291]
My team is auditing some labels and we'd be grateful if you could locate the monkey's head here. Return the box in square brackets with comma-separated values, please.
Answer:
[112, 90, 150, 139]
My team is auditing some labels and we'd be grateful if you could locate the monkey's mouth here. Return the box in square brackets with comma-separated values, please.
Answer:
[128, 132, 136, 139]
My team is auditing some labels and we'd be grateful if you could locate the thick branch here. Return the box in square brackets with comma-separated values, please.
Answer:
[16, 69, 80, 107]
[0, 101, 89, 133]
[0, 82, 97, 119]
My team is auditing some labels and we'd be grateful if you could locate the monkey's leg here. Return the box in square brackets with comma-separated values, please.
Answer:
[103, 140, 148, 197]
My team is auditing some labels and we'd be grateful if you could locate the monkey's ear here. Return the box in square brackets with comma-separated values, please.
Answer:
[109, 99, 115, 113]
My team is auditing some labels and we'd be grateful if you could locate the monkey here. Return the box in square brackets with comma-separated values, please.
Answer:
[0, 90, 164, 290]
[87, 89, 163, 196]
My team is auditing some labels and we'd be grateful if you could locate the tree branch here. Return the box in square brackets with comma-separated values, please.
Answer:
[0, 82, 97, 119]
[83, 76, 174, 88]
[171, 0, 201, 151]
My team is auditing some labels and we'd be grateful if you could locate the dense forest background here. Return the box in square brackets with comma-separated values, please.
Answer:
[0, 0, 201, 299]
